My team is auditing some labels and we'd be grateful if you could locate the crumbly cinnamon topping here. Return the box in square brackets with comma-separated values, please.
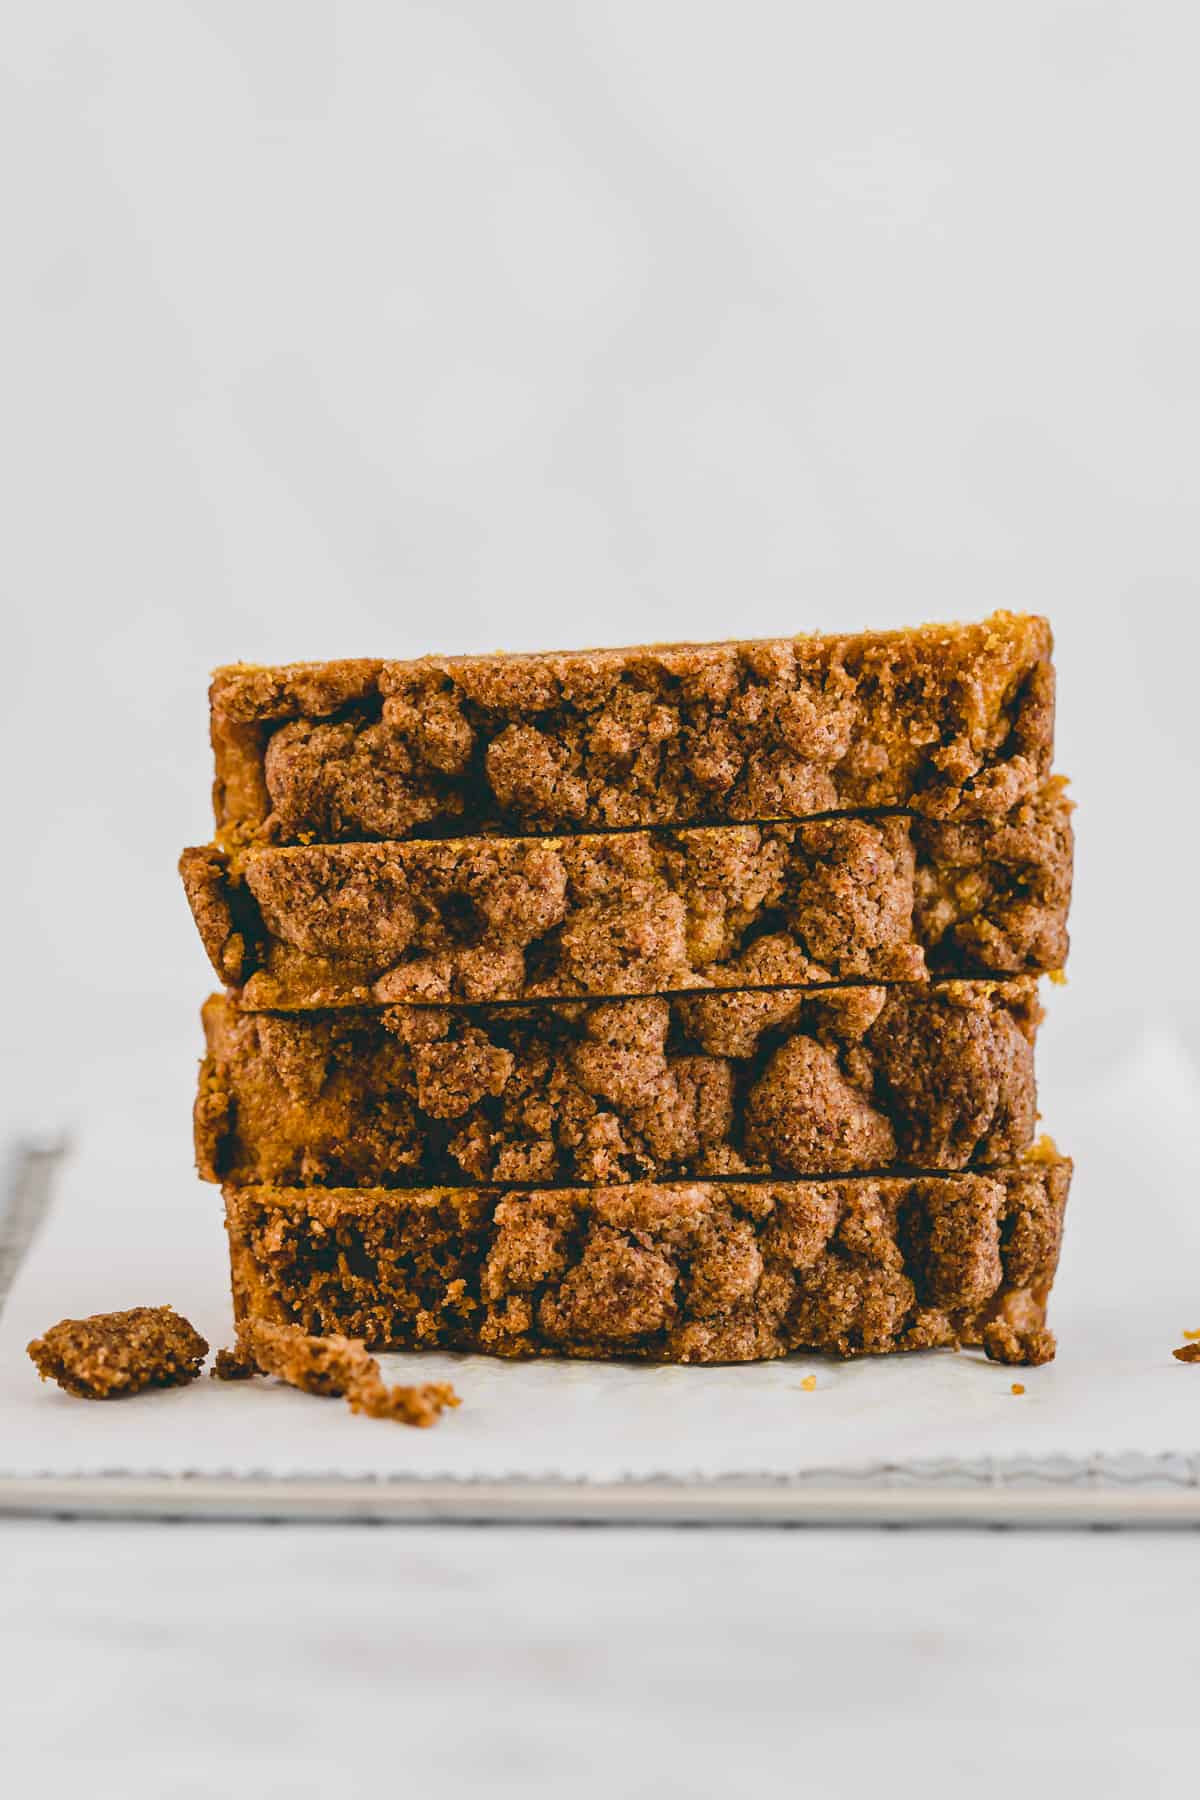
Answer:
[180, 781, 1072, 1006]
[27, 1307, 208, 1399]
[210, 615, 1055, 847]
[197, 980, 1041, 1190]
[224, 1317, 459, 1425]
[222, 1160, 1070, 1366]
[982, 1320, 1057, 1367]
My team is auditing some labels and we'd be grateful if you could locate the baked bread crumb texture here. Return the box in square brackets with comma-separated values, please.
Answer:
[186, 616, 1074, 1372]
[27, 1306, 457, 1426]
[35, 616, 1075, 1411]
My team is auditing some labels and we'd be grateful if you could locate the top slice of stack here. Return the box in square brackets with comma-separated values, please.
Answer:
[183, 612, 1073, 1367]
[208, 611, 1055, 846]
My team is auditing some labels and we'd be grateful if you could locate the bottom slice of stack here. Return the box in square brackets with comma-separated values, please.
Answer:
[222, 1162, 1070, 1368]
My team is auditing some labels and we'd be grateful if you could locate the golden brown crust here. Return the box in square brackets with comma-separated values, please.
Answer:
[223, 1158, 1070, 1364]
[26, 1307, 209, 1399]
[196, 980, 1041, 1190]
[180, 785, 1071, 1006]
[210, 614, 1054, 846]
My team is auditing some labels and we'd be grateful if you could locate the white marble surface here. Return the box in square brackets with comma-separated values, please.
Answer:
[4, 1523, 1198, 1797]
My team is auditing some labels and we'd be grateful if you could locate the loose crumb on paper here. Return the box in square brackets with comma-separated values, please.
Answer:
[1172, 1343, 1200, 1365]
[1011, 1383, 1026, 1396]
[216, 1318, 460, 1426]
[27, 1306, 208, 1400]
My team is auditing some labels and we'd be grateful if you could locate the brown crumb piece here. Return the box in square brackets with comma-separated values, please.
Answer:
[1181, 1328, 1200, 1341]
[982, 1320, 1057, 1366]
[348, 1375, 460, 1426]
[1011, 1382, 1025, 1395]
[1172, 1343, 1200, 1364]
[233, 1317, 459, 1426]
[27, 1306, 209, 1400]
[799, 1375, 817, 1392]
[235, 1317, 379, 1395]
[211, 1346, 257, 1380]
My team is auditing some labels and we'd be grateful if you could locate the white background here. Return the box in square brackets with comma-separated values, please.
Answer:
[3, 4, 1199, 1794]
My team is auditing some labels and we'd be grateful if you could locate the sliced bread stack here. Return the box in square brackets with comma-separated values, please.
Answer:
[181, 612, 1073, 1366]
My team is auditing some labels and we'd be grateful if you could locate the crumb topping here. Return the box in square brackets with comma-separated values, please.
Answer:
[180, 781, 1072, 1006]
[225, 1317, 460, 1425]
[197, 980, 1041, 1191]
[222, 1160, 1070, 1365]
[27, 1307, 209, 1400]
[210, 615, 1055, 847]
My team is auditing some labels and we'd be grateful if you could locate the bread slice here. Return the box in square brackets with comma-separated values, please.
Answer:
[197, 978, 1042, 1189]
[182, 783, 1071, 1007]
[210, 613, 1054, 846]
[223, 1155, 1070, 1365]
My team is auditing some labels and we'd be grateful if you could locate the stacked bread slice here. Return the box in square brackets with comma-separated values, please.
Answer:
[182, 613, 1073, 1366]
